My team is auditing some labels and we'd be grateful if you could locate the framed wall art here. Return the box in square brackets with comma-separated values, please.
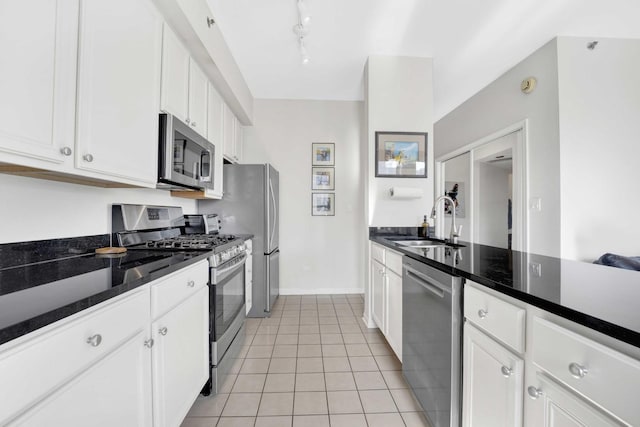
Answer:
[312, 167, 335, 190]
[375, 131, 428, 178]
[312, 142, 335, 166]
[312, 193, 335, 216]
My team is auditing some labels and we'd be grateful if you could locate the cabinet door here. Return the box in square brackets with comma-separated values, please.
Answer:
[152, 286, 209, 427]
[386, 269, 402, 361]
[234, 118, 243, 163]
[188, 59, 208, 137]
[525, 374, 622, 427]
[463, 323, 524, 427]
[207, 83, 224, 198]
[222, 102, 236, 161]
[9, 331, 153, 427]
[75, 0, 162, 186]
[371, 259, 386, 333]
[160, 24, 189, 123]
[0, 0, 78, 166]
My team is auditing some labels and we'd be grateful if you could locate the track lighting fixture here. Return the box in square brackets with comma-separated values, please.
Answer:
[292, 0, 311, 65]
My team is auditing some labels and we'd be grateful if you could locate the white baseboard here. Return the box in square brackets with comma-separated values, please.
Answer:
[279, 287, 364, 296]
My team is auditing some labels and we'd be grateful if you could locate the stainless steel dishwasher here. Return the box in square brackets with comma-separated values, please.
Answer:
[402, 256, 463, 427]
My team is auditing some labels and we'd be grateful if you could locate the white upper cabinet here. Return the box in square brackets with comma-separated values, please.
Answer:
[222, 102, 242, 163]
[0, 0, 78, 167]
[160, 25, 190, 123]
[75, 0, 162, 185]
[207, 83, 224, 198]
[187, 59, 208, 137]
[160, 25, 208, 139]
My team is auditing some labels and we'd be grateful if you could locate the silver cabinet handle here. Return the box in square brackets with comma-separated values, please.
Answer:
[527, 386, 543, 399]
[191, 121, 197, 127]
[187, 280, 195, 287]
[569, 362, 588, 379]
[501, 366, 513, 378]
[206, 16, 215, 27]
[86, 334, 102, 347]
[478, 309, 488, 319]
[60, 146, 72, 156]
[144, 338, 154, 348]
[83, 154, 94, 162]
[185, 118, 190, 124]
[159, 327, 168, 336]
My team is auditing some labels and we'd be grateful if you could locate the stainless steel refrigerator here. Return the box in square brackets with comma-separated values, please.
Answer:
[199, 164, 279, 317]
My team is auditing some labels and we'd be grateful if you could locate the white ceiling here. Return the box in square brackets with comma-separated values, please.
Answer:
[207, 0, 640, 120]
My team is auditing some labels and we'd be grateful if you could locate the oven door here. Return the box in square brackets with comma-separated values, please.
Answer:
[158, 113, 214, 190]
[211, 253, 247, 359]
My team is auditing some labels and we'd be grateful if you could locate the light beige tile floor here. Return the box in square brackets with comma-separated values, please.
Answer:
[182, 294, 431, 427]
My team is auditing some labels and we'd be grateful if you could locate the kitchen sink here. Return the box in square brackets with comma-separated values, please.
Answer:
[390, 239, 446, 248]
[390, 239, 466, 249]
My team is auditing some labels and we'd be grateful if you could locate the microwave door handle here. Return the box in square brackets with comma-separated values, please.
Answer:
[201, 149, 212, 182]
[192, 161, 200, 180]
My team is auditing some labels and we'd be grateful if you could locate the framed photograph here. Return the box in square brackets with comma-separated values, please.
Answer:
[312, 193, 335, 216]
[312, 142, 335, 166]
[312, 167, 335, 190]
[375, 131, 428, 178]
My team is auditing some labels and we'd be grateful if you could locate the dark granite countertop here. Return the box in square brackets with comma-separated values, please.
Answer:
[0, 237, 212, 346]
[370, 228, 640, 348]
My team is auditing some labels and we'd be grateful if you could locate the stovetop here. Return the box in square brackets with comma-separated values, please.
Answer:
[136, 234, 238, 250]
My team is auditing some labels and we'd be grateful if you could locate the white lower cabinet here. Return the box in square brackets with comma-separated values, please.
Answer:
[371, 258, 386, 332]
[462, 323, 524, 427]
[0, 260, 209, 427]
[526, 373, 621, 427]
[386, 268, 403, 360]
[368, 242, 403, 360]
[151, 286, 209, 427]
[463, 282, 640, 427]
[11, 330, 153, 427]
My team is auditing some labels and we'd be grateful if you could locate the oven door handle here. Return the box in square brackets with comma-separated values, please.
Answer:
[215, 253, 248, 275]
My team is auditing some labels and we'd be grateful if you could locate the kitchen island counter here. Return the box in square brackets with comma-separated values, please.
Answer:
[370, 227, 640, 348]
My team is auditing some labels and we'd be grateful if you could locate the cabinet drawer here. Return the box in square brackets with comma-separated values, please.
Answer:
[386, 249, 403, 276]
[371, 243, 385, 264]
[531, 317, 640, 426]
[464, 284, 525, 353]
[151, 260, 208, 319]
[0, 289, 149, 423]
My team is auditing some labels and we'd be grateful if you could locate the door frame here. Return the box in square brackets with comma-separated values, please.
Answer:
[435, 120, 529, 253]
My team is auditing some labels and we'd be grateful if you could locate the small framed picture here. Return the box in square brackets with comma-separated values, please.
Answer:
[312, 193, 335, 216]
[312, 142, 335, 166]
[375, 131, 428, 178]
[312, 167, 335, 190]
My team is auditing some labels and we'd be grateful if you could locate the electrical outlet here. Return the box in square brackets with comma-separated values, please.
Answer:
[529, 262, 542, 278]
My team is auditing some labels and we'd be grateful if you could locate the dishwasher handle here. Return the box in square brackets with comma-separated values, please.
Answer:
[404, 265, 447, 298]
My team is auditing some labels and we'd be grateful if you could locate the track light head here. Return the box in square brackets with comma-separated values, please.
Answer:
[297, 0, 311, 25]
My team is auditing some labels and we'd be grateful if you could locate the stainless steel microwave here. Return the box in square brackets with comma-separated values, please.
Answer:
[158, 113, 215, 191]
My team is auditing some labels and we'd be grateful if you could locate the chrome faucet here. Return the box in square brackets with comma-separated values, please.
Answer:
[430, 195, 463, 244]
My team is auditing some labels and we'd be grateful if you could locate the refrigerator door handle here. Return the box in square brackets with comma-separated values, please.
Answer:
[269, 178, 277, 250]
[265, 254, 271, 314]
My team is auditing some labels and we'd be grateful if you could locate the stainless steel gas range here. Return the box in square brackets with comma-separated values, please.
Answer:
[112, 204, 247, 395]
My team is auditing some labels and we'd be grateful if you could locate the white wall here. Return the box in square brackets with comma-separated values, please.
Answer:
[557, 37, 640, 260]
[0, 174, 196, 243]
[435, 40, 561, 257]
[240, 99, 364, 294]
[366, 56, 435, 227]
